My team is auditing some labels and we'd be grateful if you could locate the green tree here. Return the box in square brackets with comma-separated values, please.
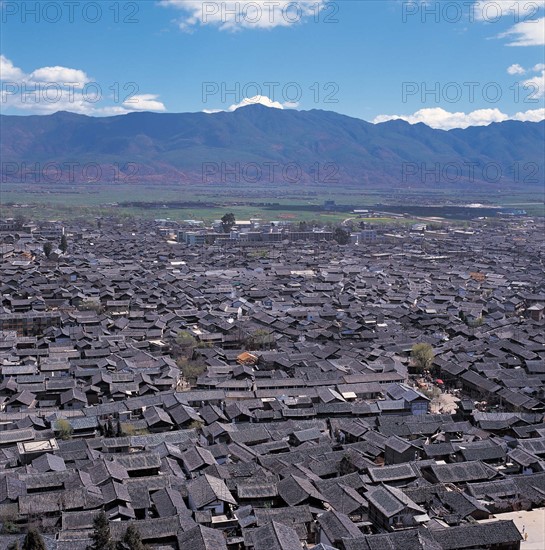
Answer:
[176, 330, 196, 350]
[118, 524, 149, 550]
[247, 329, 272, 350]
[14, 213, 26, 228]
[411, 343, 435, 372]
[54, 418, 73, 440]
[78, 299, 103, 313]
[88, 511, 115, 550]
[42, 241, 53, 258]
[1, 508, 19, 534]
[22, 529, 46, 550]
[188, 419, 204, 430]
[221, 212, 236, 233]
[104, 418, 115, 438]
[339, 454, 355, 476]
[333, 227, 350, 245]
[176, 357, 207, 383]
[60, 234, 68, 253]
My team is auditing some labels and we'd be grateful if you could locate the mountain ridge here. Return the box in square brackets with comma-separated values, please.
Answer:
[1, 106, 543, 186]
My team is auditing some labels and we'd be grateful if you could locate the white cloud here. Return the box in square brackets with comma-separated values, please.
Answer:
[159, 0, 329, 31]
[228, 95, 285, 111]
[498, 17, 545, 46]
[373, 107, 544, 130]
[507, 63, 526, 75]
[512, 107, 545, 121]
[506, 63, 545, 98]
[523, 69, 545, 98]
[123, 94, 167, 112]
[0, 57, 91, 87]
[0, 54, 25, 81]
[283, 101, 300, 109]
[0, 54, 166, 115]
[470, 2, 545, 46]
[29, 66, 91, 85]
[203, 95, 297, 113]
[1, 57, 94, 115]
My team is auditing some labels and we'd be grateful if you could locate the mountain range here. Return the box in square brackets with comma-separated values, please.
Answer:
[1, 106, 543, 187]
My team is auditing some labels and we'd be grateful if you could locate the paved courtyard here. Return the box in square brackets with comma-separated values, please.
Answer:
[479, 509, 545, 550]
[429, 390, 459, 414]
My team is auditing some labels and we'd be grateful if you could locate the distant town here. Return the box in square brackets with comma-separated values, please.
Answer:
[0, 211, 543, 549]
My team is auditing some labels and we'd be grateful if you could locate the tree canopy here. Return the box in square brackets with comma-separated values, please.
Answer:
[88, 511, 116, 550]
[42, 242, 53, 258]
[333, 227, 350, 245]
[55, 418, 73, 440]
[60, 234, 68, 253]
[221, 213, 236, 233]
[176, 330, 197, 349]
[411, 343, 435, 372]
[22, 529, 46, 550]
[119, 524, 149, 550]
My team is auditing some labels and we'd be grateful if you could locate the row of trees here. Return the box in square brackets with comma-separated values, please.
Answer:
[6, 512, 146, 549]
[42, 234, 68, 258]
[176, 328, 273, 353]
[89, 512, 148, 550]
[220, 212, 352, 244]
[55, 418, 132, 440]
[55, 416, 138, 440]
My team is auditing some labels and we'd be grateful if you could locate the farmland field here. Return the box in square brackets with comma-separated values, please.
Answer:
[1, 182, 543, 222]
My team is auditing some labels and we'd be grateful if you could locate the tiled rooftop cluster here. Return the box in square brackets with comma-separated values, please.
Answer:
[0, 215, 544, 549]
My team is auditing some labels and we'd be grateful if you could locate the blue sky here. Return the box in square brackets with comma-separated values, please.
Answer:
[1, 0, 544, 128]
